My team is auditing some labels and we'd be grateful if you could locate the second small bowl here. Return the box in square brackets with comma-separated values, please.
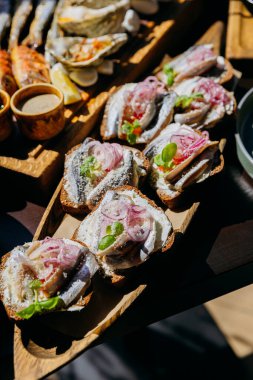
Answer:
[11, 83, 65, 141]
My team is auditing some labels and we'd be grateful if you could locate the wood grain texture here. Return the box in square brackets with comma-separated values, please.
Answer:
[226, 0, 253, 60]
[0, 0, 201, 195]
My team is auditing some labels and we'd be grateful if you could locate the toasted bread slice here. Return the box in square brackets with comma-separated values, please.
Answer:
[100, 81, 176, 144]
[144, 123, 224, 209]
[73, 186, 174, 281]
[61, 138, 149, 215]
[0, 238, 98, 320]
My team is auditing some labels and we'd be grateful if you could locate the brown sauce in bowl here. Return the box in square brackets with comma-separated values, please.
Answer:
[18, 93, 60, 115]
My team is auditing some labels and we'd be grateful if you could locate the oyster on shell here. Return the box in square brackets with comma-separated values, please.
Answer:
[173, 76, 236, 128]
[143, 123, 222, 207]
[101, 76, 177, 144]
[47, 33, 128, 68]
[57, 0, 130, 37]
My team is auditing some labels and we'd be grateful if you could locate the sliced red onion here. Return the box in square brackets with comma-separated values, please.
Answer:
[86, 141, 123, 172]
[126, 214, 152, 242]
[194, 78, 230, 107]
[101, 199, 131, 220]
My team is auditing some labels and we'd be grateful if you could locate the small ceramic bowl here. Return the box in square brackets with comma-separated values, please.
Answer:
[0, 89, 11, 142]
[10, 83, 65, 141]
[236, 87, 253, 179]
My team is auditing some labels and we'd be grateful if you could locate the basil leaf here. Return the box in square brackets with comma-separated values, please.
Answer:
[16, 297, 63, 320]
[111, 222, 124, 236]
[133, 120, 140, 128]
[29, 279, 42, 290]
[161, 143, 177, 162]
[106, 225, 112, 235]
[154, 154, 165, 167]
[163, 64, 176, 86]
[16, 304, 36, 320]
[122, 121, 134, 134]
[98, 235, 116, 250]
[127, 133, 137, 145]
[39, 296, 63, 311]
[80, 156, 99, 178]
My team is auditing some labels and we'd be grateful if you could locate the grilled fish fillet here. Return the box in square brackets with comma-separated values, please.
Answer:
[11, 46, 50, 88]
[0, 0, 11, 46]
[0, 50, 17, 95]
[23, 0, 57, 49]
[8, 0, 33, 51]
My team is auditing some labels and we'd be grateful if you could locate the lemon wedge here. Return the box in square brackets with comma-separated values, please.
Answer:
[70, 68, 98, 87]
[50, 63, 81, 105]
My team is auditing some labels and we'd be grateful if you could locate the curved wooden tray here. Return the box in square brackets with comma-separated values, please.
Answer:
[13, 21, 227, 380]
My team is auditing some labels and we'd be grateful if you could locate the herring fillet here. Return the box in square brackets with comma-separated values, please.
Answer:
[0, 0, 11, 46]
[8, 0, 33, 51]
[22, 0, 57, 49]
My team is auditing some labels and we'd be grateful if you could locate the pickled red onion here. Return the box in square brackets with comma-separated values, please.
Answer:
[194, 78, 230, 107]
[86, 141, 123, 172]
[101, 201, 152, 242]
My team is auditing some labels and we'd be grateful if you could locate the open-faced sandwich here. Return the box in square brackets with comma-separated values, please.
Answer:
[143, 123, 223, 208]
[173, 77, 236, 128]
[61, 138, 149, 214]
[74, 186, 174, 280]
[156, 44, 234, 87]
[100, 76, 176, 144]
[0, 237, 98, 320]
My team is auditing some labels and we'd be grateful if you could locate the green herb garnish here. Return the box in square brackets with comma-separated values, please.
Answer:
[122, 120, 142, 145]
[80, 155, 101, 180]
[99, 222, 124, 250]
[175, 93, 204, 109]
[16, 279, 63, 320]
[154, 143, 177, 171]
[98, 235, 116, 250]
[163, 64, 177, 86]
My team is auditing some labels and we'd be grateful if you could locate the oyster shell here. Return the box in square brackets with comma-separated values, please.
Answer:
[47, 33, 128, 68]
[173, 76, 236, 128]
[101, 77, 177, 144]
[144, 123, 221, 207]
[57, 0, 130, 37]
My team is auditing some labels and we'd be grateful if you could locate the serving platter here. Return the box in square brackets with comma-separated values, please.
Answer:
[226, 0, 253, 60]
[12, 21, 228, 380]
[0, 0, 202, 198]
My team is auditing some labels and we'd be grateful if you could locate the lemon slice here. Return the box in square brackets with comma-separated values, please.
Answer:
[50, 63, 81, 105]
[70, 68, 98, 87]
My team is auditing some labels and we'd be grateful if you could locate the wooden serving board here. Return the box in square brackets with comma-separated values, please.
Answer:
[14, 178, 199, 380]
[226, 0, 253, 60]
[13, 20, 227, 379]
[0, 0, 201, 197]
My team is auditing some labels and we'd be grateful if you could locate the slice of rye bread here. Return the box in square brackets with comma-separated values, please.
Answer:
[155, 146, 224, 209]
[73, 185, 175, 285]
[0, 240, 96, 320]
[61, 143, 150, 215]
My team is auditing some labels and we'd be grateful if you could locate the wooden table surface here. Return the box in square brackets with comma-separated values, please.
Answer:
[1, 1, 253, 378]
